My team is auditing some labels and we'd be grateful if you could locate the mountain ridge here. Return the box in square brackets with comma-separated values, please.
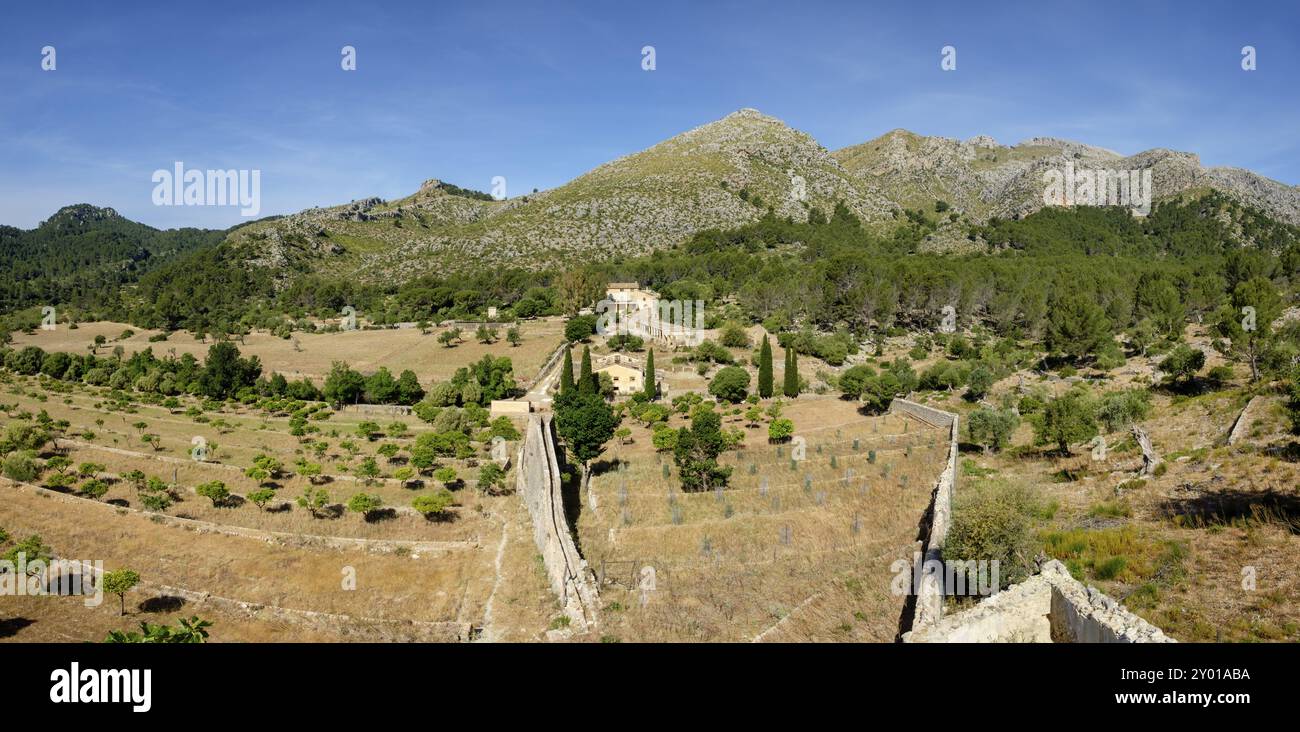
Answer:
[13, 110, 1300, 285]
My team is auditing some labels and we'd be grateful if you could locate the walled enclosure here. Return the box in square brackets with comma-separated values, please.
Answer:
[890, 398, 1174, 643]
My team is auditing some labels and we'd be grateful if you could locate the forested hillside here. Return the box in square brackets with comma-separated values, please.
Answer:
[0, 204, 222, 321]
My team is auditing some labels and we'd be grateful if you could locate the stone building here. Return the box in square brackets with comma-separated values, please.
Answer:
[594, 352, 663, 396]
[602, 282, 701, 347]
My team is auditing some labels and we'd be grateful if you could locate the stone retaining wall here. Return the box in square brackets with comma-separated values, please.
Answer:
[514, 415, 599, 634]
[63, 557, 469, 642]
[2, 478, 476, 557]
[1226, 395, 1261, 446]
[889, 398, 959, 629]
[903, 560, 1174, 643]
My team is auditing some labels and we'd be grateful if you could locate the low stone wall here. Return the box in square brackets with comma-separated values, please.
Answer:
[889, 398, 959, 629]
[66, 557, 469, 642]
[1046, 562, 1173, 643]
[514, 415, 599, 634]
[335, 403, 416, 417]
[1226, 395, 1261, 446]
[890, 398, 958, 430]
[903, 570, 1054, 642]
[903, 561, 1174, 643]
[2, 479, 476, 557]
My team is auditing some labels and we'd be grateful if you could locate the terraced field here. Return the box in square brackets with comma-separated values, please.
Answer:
[578, 399, 948, 642]
[0, 374, 559, 643]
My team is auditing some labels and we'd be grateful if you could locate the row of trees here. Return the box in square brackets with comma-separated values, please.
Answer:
[321, 362, 425, 406]
[1, 341, 279, 400]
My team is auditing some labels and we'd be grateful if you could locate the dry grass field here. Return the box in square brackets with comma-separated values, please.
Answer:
[10, 318, 565, 387]
[578, 397, 948, 642]
[0, 370, 563, 643]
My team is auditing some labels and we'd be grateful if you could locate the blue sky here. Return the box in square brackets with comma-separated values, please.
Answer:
[0, 0, 1296, 230]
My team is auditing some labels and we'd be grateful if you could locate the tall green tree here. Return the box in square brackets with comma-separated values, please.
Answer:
[643, 349, 657, 400]
[782, 345, 800, 398]
[197, 342, 261, 399]
[322, 361, 366, 406]
[559, 345, 575, 395]
[1139, 279, 1185, 339]
[1045, 293, 1111, 362]
[578, 346, 596, 394]
[758, 335, 774, 398]
[554, 391, 618, 471]
[1215, 276, 1283, 381]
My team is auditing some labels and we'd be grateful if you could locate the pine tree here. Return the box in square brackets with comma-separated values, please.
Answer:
[758, 335, 773, 398]
[644, 349, 657, 400]
[783, 345, 799, 398]
[560, 345, 575, 395]
[579, 345, 596, 394]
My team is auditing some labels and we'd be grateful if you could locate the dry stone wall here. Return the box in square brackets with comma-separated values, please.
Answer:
[1226, 395, 1261, 446]
[515, 414, 599, 634]
[903, 561, 1174, 643]
[889, 398, 958, 629]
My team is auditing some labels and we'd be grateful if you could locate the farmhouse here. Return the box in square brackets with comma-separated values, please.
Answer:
[594, 352, 662, 395]
[603, 282, 701, 347]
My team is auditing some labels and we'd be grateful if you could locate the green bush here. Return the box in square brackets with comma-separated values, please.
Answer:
[2, 453, 41, 482]
[708, 366, 750, 403]
[943, 480, 1044, 589]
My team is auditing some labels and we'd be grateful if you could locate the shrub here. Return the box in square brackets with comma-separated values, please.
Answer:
[79, 479, 109, 499]
[767, 418, 794, 443]
[2, 454, 41, 482]
[413, 489, 455, 519]
[1095, 389, 1152, 433]
[719, 322, 751, 349]
[347, 492, 384, 516]
[943, 480, 1043, 589]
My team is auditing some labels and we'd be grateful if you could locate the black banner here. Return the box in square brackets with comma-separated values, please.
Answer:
[7, 641, 1284, 720]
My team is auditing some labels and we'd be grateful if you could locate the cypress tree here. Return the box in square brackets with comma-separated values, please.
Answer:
[758, 335, 773, 398]
[783, 345, 799, 398]
[560, 345, 575, 395]
[579, 345, 595, 394]
[644, 349, 657, 400]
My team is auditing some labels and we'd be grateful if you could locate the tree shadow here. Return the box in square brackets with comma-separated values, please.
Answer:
[589, 458, 626, 478]
[138, 595, 187, 614]
[0, 618, 35, 638]
[363, 508, 398, 523]
[1154, 377, 1214, 397]
[1155, 488, 1300, 534]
